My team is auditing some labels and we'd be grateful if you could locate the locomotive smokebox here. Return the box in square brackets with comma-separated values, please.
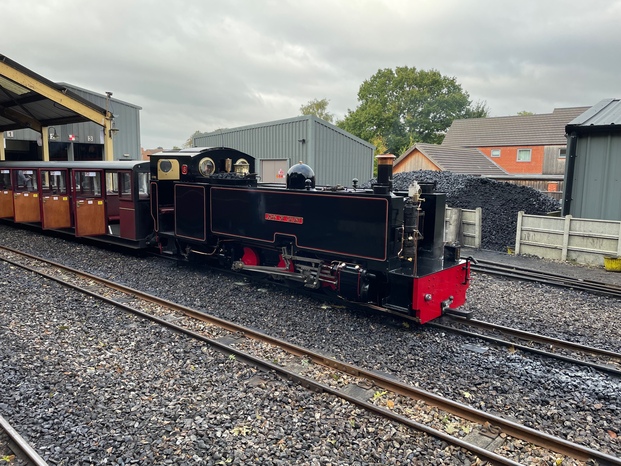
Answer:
[374, 154, 396, 194]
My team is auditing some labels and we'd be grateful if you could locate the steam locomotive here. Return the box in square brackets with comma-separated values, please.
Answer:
[0, 147, 472, 323]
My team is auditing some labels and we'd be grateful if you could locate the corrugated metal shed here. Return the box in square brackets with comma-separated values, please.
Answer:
[443, 107, 589, 147]
[9, 83, 142, 160]
[563, 99, 621, 221]
[193, 115, 374, 187]
[566, 98, 621, 128]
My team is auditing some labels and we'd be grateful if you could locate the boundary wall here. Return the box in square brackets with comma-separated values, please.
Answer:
[445, 207, 482, 249]
[515, 212, 621, 266]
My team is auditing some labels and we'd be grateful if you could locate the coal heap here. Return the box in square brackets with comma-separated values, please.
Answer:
[362, 171, 561, 251]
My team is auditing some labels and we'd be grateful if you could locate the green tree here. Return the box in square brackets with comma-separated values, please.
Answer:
[300, 98, 334, 123]
[183, 130, 204, 148]
[338, 66, 489, 154]
[370, 135, 388, 176]
[517, 110, 535, 116]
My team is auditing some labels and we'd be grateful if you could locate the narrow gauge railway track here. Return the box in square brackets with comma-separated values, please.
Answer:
[0, 413, 48, 465]
[431, 318, 621, 377]
[2, 246, 620, 466]
[135, 251, 621, 377]
[471, 259, 621, 298]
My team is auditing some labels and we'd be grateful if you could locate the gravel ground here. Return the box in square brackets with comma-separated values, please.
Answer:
[0, 224, 620, 462]
[0, 257, 474, 465]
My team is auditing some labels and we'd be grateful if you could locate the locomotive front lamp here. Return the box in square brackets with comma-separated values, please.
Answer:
[198, 157, 215, 176]
[234, 159, 250, 174]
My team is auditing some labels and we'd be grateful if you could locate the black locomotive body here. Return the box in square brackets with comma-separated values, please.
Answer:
[150, 147, 471, 323]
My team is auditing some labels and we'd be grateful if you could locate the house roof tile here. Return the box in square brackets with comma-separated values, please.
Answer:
[442, 107, 590, 147]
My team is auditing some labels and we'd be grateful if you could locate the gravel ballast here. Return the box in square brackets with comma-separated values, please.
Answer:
[1, 224, 620, 462]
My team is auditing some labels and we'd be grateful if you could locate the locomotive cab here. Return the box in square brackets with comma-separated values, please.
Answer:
[150, 147, 257, 253]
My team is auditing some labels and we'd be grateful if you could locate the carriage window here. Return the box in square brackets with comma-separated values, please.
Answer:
[138, 172, 149, 199]
[0, 170, 10, 190]
[75, 171, 102, 197]
[106, 172, 118, 193]
[41, 170, 67, 194]
[119, 172, 132, 200]
[14, 170, 37, 192]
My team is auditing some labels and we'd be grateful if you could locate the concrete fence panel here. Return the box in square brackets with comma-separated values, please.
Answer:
[446, 207, 481, 249]
[515, 212, 621, 266]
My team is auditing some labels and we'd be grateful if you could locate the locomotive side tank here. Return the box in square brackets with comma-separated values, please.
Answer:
[150, 147, 471, 324]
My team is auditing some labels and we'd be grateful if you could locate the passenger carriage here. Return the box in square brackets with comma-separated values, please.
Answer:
[0, 161, 152, 246]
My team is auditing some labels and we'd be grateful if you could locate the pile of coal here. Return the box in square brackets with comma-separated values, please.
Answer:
[362, 171, 561, 251]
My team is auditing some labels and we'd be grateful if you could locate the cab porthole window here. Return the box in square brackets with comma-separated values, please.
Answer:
[198, 157, 215, 176]
[159, 159, 173, 173]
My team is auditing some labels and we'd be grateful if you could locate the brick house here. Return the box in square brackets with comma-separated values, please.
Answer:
[441, 107, 589, 175]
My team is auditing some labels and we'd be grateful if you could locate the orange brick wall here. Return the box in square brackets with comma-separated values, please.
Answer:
[478, 146, 544, 174]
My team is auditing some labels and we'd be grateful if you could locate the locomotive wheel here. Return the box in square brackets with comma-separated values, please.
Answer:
[241, 247, 260, 266]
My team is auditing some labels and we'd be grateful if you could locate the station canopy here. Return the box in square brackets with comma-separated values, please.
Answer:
[0, 54, 109, 133]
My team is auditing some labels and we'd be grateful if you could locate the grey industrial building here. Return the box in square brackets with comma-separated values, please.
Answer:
[194, 115, 375, 187]
[2, 83, 141, 162]
[563, 98, 621, 221]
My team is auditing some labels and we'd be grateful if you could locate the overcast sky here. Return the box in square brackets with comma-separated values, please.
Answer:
[4, 0, 621, 151]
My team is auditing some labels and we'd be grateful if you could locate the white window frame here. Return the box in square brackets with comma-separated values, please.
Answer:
[490, 149, 501, 158]
[559, 148, 567, 159]
[517, 148, 531, 162]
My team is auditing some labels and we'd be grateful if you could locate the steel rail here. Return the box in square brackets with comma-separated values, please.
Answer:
[430, 322, 621, 377]
[473, 259, 621, 288]
[2, 246, 620, 465]
[447, 318, 621, 361]
[0, 414, 49, 466]
[471, 259, 621, 298]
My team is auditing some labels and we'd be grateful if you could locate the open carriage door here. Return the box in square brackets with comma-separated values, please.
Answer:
[73, 169, 106, 237]
[118, 170, 137, 239]
[0, 169, 13, 218]
[40, 169, 71, 229]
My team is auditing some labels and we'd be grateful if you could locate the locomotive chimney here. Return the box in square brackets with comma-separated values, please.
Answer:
[374, 154, 396, 194]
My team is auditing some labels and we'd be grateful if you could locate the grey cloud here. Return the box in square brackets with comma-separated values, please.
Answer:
[3, 0, 621, 149]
